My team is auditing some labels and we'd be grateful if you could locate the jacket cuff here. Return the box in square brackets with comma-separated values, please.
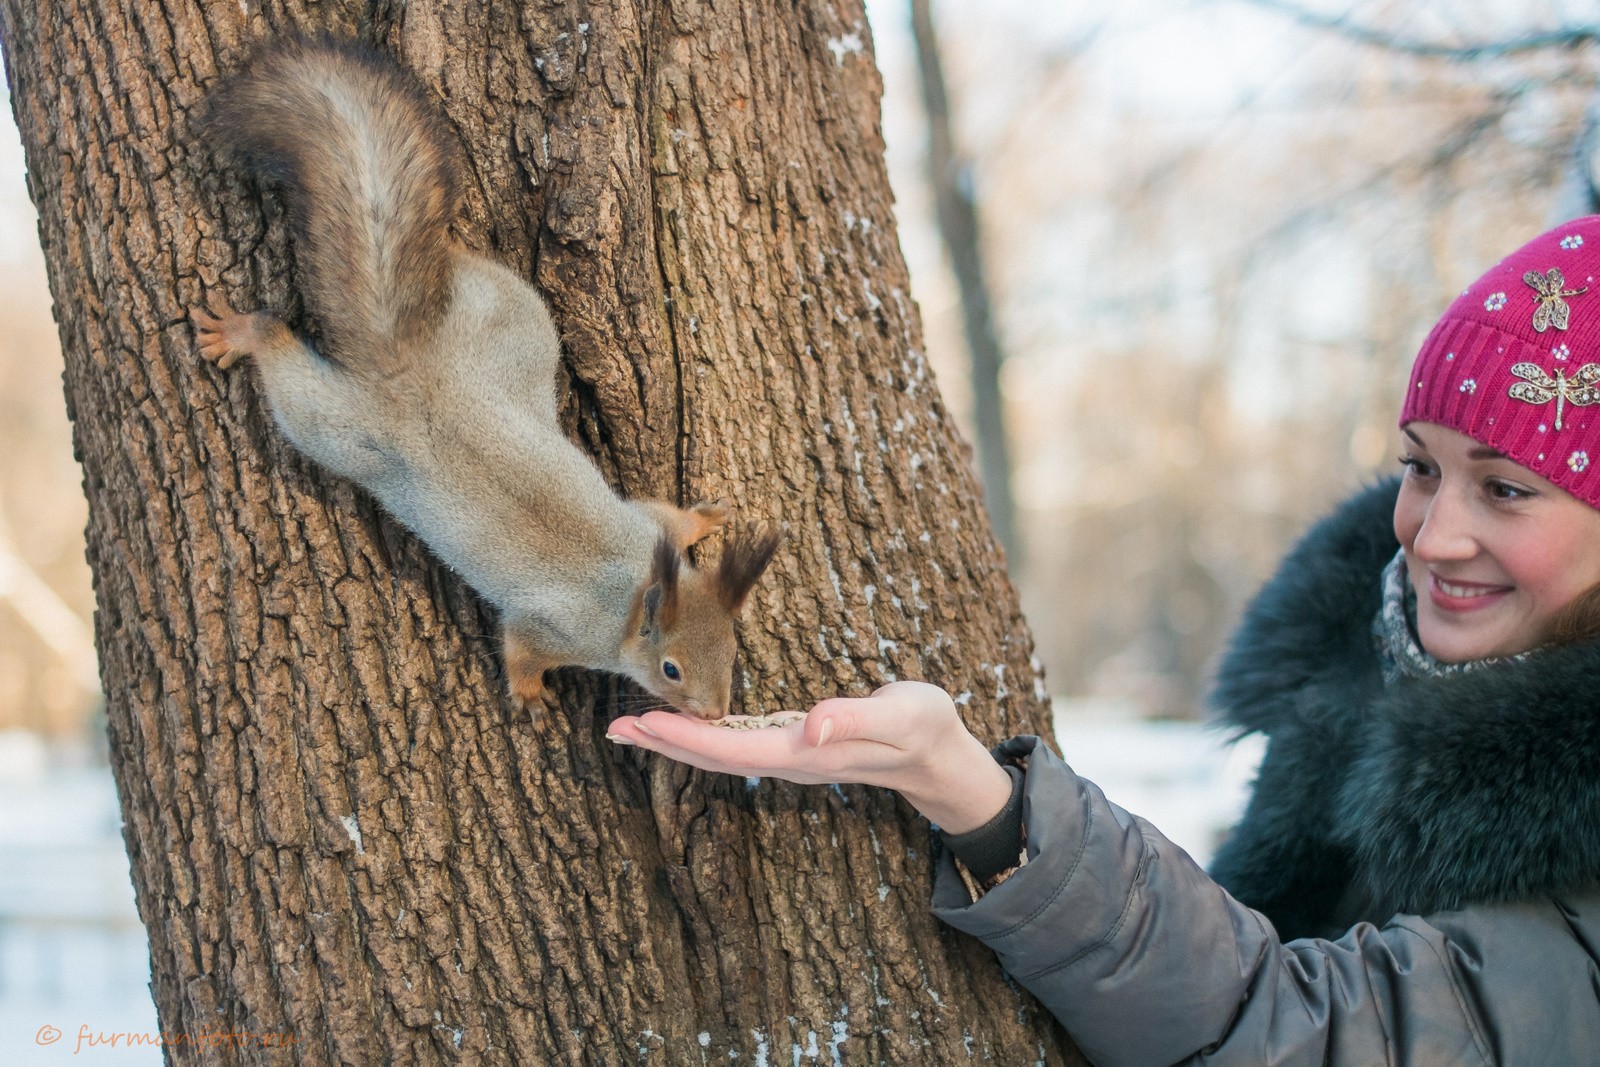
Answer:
[930, 735, 1146, 961]
[929, 736, 1091, 928]
[939, 764, 1026, 884]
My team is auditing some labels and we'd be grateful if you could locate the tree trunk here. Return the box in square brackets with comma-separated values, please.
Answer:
[0, 2, 1079, 1063]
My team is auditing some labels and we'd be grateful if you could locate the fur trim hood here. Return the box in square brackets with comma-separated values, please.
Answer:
[1208, 479, 1600, 940]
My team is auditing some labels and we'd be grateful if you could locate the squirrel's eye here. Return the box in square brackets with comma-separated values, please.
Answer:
[662, 660, 682, 682]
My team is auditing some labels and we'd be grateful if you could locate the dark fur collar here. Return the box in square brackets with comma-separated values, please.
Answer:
[1208, 479, 1600, 939]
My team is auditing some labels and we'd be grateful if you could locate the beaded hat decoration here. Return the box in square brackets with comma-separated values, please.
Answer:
[1400, 215, 1600, 510]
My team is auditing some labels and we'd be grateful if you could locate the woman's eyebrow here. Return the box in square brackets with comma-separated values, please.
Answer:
[1401, 428, 1505, 461]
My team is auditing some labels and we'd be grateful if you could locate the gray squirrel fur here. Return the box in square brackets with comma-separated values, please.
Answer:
[192, 38, 778, 719]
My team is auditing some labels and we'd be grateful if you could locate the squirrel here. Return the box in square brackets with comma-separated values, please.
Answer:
[189, 39, 779, 721]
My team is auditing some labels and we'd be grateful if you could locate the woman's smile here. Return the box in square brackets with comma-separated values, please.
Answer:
[1395, 422, 1600, 661]
[1426, 572, 1512, 609]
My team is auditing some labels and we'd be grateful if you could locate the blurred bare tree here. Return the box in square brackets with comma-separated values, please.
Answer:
[0, 179, 98, 737]
[886, 0, 1600, 717]
[909, 0, 1020, 562]
[1247, 0, 1600, 221]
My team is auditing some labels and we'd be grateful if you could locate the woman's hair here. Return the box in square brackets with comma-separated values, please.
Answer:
[1544, 580, 1600, 648]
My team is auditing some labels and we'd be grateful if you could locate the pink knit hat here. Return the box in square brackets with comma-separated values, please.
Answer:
[1401, 215, 1600, 509]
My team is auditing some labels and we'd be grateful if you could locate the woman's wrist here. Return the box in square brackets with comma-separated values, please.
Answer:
[897, 732, 1015, 833]
[940, 765, 1026, 884]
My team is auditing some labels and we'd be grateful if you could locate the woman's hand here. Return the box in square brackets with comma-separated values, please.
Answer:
[605, 681, 1015, 833]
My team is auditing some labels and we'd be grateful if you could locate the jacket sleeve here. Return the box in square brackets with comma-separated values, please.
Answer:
[929, 736, 1586, 1066]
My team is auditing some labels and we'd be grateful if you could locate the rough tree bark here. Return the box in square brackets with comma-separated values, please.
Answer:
[0, 1, 1079, 1063]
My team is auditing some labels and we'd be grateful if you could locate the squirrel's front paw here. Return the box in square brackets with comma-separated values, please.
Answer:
[189, 294, 286, 370]
[507, 670, 555, 719]
[512, 671, 550, 703]
[503, 631, 557, 717]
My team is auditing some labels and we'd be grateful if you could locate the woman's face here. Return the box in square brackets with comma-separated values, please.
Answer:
[1393, 422, 1600, 662]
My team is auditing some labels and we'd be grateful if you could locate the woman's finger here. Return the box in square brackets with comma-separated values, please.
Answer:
[802, 688, 936, 749]
[608, 712, 910, 786]
[610, 712, 811, 775]
[605, 717, 756, 776]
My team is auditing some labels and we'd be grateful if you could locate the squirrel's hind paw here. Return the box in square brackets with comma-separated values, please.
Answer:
[678, 497, 732, 547]
[690, 497, 733, 527]
[190, 296, 288, 370]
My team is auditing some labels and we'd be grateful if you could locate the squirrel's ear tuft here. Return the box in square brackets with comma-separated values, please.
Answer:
[715, 526, 781, 613]
[645, 536, 682, 633]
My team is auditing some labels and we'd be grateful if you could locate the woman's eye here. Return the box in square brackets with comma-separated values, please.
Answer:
[1398, 455, 1436, 479]
[662, 660, 682, 682]
[1486, 479, 1534, 502]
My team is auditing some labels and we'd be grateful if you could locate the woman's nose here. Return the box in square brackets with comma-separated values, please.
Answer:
[1411, 490, 1476, 562]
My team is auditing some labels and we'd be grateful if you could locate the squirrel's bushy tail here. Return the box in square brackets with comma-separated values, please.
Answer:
[205, 38, 461, 369]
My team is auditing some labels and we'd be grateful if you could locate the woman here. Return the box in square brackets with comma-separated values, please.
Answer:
[606, 218, 1600, 1064]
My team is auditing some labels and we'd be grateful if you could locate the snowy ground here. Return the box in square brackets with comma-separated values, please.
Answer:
[1050, 702, 1268, 872]
[0, 733, 160, 1064]
[0, 717, 1263, 1061]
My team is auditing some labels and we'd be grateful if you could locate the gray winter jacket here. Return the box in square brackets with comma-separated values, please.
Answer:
[932, 481, 1600, 1065]
[933, 735, 1600, 1065]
